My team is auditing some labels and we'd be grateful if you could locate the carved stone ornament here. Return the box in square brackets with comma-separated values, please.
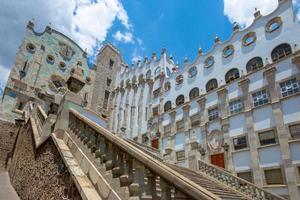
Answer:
[207, 130, 224, 153]
[59, 42, 74, 60]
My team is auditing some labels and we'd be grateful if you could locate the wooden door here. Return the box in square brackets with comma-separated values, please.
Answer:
[151, 139, 159, 149]
[211, 153, 225, 168]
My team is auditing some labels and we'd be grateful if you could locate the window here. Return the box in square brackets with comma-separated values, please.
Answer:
[280, 78, 299, 97]
[26, 43, 36, 53]
[225, 68, 240, 84]
[188, 66, 197, 78]
[176, 75, 184, 85]
[223, 45, 234, 58]
[246, 57, 263, 73]
[289, 124, 300, 140]
[103, 90, 110, 109]
[206, 79, 218, 92]
[164, 101, 172, 112]
[191, 113, 200, 127]
[264, 169, 284, 185]
[53, 80, 63, 88]
[266, 17, 282, 33]
[164, 82, 171, 92]
[47, 55, 55, 64]
[208, 107, 219, 121]
[176, 120, 185, 132]
[233, 136, 247, 150]
[176, 150, 185, 161]
[242, 32, 256, 46]
[164, 125, 171, 136]
[176, 95, 185, 106]
[271, 43, 292, 62]
[152, 106, 159, 117]
[16, 101, 24, 111]
[107, 78, 112, 87]
[59, 62, 66, 70]
[259, 130, 276, 146]
[142, 134, 148, 143]
[109, 59, 114, 68]
[153, 88, 161, 98]
[204, 56, 214, 67]
[252, 89, 269, 107]
[237, 171, 252, 183]
[229, 99, 243, 114]
[189, 87, 199, 100]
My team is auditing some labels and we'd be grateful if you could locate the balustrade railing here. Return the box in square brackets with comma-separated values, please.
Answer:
[68, 108, 220, 200]
[198, 160, 286, 200]
[36, 105, 47, 127]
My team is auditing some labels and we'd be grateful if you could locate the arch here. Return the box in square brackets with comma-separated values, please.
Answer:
[271, 43, 292, 62]
[189, 87, 199, 100]
[164, 101, 172, 112]
[154, 67, 160, 77]
[176, 75, 184, 85]
[146, 70, 151, 79]
[246, 57, 263, 73]
[206, 79, 218, 92]
[225, 68, 240, 84]
[176, 95, 185, 106]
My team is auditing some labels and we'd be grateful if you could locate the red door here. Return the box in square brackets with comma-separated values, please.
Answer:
[151, 139, 159, 149]
[211, 153, 225, 168]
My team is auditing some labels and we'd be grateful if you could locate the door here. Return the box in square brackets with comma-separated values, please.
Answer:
[211, 153, 225, 168]
[151, 139, 159, 149]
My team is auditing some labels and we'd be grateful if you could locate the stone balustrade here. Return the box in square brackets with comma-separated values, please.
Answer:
[68, 108, 220, 200]
[198, 160, 286, 200]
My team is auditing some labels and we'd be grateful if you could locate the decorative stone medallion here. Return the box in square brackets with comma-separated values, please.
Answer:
[207, 130, 224, 153]
[59, 42, 74, 60]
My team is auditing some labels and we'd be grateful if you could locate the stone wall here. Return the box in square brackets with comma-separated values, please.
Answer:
[0, 120, 18, 171]
[8, 120, 82, 200]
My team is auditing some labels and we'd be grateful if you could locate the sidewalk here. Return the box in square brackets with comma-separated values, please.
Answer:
[0, 172, 20, 200]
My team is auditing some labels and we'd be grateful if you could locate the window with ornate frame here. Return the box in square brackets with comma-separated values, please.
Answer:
[252, 89, 269, 107]
[225, 68, 240, 84]
[289, 123, 300, 140]
[271, 43, 292, 62]
[258, 130, 276, 146]
[164, 101, 172, 112]
[204, 56, 214, 68]
[242, 32, 256, 46]
[26, 43, 36, 53]
[265, 17, 282, 33]
[280, 78, 299, 97]
[233, 136, 247, 150]
[223, 45, 234, 58]
[153, 87, 161, 99]
[229, 98, 243, 114]
[206, 79, 218, 92]
[189, 87, 199, 100]
[264, 169, 284, 185]
[176, 95, 185, 106]
[176, 150, 185, 161]
[59, 62, 66, 70]
[246, 57, 264, 73]
[188, 66, 197, 78]
[152, 106, 159, 117]
[208, 107, 219, 121]
[176, 75, 184, 85]
[47, 55, 55, 64]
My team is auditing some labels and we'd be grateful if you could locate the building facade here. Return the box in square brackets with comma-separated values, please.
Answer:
[111, 0, 300, 198]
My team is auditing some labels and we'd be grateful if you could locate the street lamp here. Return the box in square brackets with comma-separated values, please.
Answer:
[222, 142, 229, 152]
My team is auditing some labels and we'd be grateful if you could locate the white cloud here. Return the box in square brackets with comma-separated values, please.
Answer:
[0, 64, 10, 89]
[0, 0, 132, 88]
[113, 31, 134, 43]
[223, 0, 278, 27]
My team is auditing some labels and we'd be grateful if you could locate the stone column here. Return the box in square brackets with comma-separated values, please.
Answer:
[117, 87, 125, 135]
[197, 96, 206, 125]
[165, 111, 176, 160]
[146, 79, 154, 120]
[238, 78, 263, 187]
[108, 88, 117, 132]
[121, 83, 131, 136]
[217, 88, 233, 171]
[129, 84, 138, 139]
[137, 78, 145, 142]
[264, 67, 300, 200]
[197, 97, 209, 162]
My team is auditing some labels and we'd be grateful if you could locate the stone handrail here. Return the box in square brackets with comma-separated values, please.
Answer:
[37, 105, 47, 126]
[198, 159, 286, 200]
[124, 138, 163, 161]
[68, 108, 221, 200]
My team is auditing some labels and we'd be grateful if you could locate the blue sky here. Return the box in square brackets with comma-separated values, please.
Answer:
[0, 0, 299, 93]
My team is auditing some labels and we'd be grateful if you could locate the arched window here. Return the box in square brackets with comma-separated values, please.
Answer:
[265, 17, 282, 33]
[246, 57, 263, 73]
[223, 45, 234, 58]
[164, 101, 172, 112]
[189, 87, 199, 100]
[154, 67, 160, 77]
[176, 95, 185, 106]
[206, 79, 218, 92]
[164, 82, 171, 91]
[188, 66, 197, 78]
[242, 32, 256, 46]
[176, 75, 184, 85]
[225, 68, 240, 84]
[271, 43, 292, 62]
